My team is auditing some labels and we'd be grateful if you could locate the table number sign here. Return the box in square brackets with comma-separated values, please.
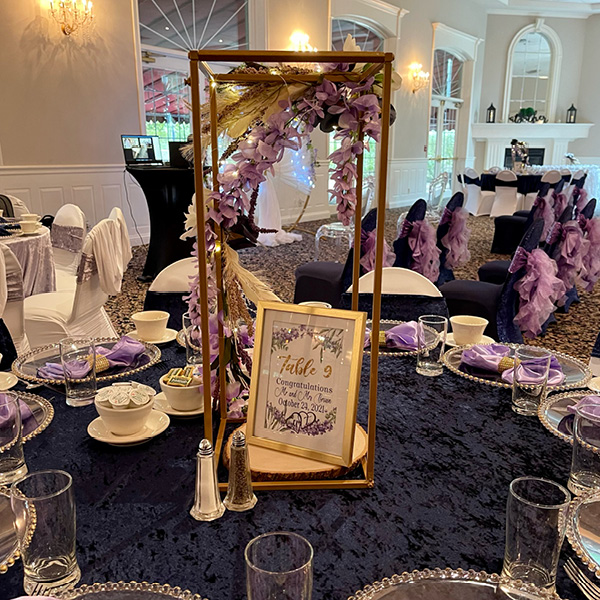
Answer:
[246, 302, 366, 467]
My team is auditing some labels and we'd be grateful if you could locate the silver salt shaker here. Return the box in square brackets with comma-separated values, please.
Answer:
[223, 430, 257, 512]
[190, 438, 225, 521]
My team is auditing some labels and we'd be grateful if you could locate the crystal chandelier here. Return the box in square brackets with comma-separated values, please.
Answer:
[49, 1, 94, 36]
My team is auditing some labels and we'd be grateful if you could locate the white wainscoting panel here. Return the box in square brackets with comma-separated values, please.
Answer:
[0, 164, 150, 245]
[387, 158, 428, 208]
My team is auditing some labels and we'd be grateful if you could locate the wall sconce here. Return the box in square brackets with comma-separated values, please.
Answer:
[50, 0, 94, 36]
[486, 103, 496, 123]
[288, 31, 317, 52]
[566, 104, 577, 124]
[409, 63, 429, 94]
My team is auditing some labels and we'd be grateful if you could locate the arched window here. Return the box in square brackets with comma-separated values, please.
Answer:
[331, 19, 384, 52]
[428, 50, 464, 185]
[503, 22, 561, 121]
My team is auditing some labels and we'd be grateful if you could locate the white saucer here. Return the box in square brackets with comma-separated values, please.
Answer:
[446, 333, 496, 347]
[0, 372, 18, 391]
[127, 328, 178, 345]
[588, 376, 600, 392]
[20, 227, 43, 236]
[153, 392, 204, 418]
[87, 410, 170, 446]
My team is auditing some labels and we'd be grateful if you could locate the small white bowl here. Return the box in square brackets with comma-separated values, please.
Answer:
[298, 301, 332, 309]
[450, 315, 489, 346]
[131, 310, 169, 342]
[159, 375, 203, 411]
[94, 397, 154, 436]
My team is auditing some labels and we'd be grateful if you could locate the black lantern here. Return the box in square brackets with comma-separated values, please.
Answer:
[566, 104, 577, 123]
[486, 103, 496, 123]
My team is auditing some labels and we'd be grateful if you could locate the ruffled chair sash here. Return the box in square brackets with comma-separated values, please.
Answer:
[407, 220, 441, 283]
[580, 217, 600, 292]
[440, 207, 470, 269]
[552, 191, 569, 220]
[574, 187, 590, 215]
[359, 228, 396, 273]
[508, 246, 567, 339]
[532, 194, 555, 239]
[551, 221, 589, 305]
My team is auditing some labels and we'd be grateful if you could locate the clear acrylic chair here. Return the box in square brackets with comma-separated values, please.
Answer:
[426, 171, 449, 221]
[314, 222, 353, 262]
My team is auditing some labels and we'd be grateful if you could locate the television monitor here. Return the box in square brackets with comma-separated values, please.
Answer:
[121, 135, 162, 166]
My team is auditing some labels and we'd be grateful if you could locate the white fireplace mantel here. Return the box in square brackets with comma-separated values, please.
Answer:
[471, 122, 594, 168]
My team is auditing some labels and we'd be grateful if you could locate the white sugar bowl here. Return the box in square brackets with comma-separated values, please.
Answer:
[159, 375, 203, 411]
[94, 383, 155, 435]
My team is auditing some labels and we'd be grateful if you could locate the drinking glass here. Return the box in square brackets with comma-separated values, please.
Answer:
[182, 312, 202, 367]
[11, 470, 81, 595]
[59, 337, 96, 407]
[502, 476, 571, 590]
[246, 532, 313, 600]
[0, 392, 27, 484]
[416, 315, 447, 377]
[568, 414, 600, 495]
[511, 347, 551, 416]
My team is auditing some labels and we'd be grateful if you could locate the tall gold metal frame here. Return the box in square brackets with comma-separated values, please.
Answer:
[188, 49, 394, 490]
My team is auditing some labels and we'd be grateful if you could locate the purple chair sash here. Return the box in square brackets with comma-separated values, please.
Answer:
[359, 228, 396, 273]
[407, 220, 441, 283]
[580, 217, 600, 292]
[555, 221, 587, 304]
[574, 187, 589, 215]
[509, 247, 566, 338]
[552, 192, 568, 220]
[532, 195, 555, 240]
[440, 207, 470, 269]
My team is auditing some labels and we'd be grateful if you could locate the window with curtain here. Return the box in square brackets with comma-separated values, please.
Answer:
[508, 31, 551, 117]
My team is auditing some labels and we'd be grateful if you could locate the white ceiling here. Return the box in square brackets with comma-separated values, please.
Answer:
[485, 0, 600, 17]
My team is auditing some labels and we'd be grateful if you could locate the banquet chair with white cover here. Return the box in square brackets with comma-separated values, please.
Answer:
[109, 207, 133, 271]
[52, 204, 87, 292]
[23, 219, 122, 347]
[6, 195, 31, 218]
[347, 267, 443, 296]
[490, 170, 519, 217]
[461, 168, 494, 216]
[143, 257, 196, 330]
[0, 244, 30, 354]
[523, 170, 561, 211]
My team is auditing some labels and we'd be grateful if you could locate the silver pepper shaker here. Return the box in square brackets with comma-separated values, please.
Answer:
[223, 430, 257, 512]
[190, 438, 225, 521]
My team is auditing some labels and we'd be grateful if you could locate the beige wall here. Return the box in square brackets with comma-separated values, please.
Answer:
[479, 15, 586, 124]
[570, 15, 600, 159]
[266, 0, 331, 50]
[0, 0, 142, 166]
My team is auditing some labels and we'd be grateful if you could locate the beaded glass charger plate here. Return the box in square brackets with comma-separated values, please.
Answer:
[566, 490, 600, 579]
[364, 320, 437, 357]
[20, 391, 54, 443]
[57, 581, 208, 599]
[538, 391, 591, 445]
[12, 338, 161, 385]
[442, 344, 591, 391]
[348, 568, 560, 600]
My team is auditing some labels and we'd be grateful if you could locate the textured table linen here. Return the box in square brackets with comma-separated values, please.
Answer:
[3, 342, 585, 599]
[2, 227, 56, 297]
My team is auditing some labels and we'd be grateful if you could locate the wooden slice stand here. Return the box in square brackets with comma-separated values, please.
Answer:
[223, 424, 368, 482]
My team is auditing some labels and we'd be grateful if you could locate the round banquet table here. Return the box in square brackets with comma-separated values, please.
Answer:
[1, 227, 56, 297]
[480, 173, 543, 195]
[3, 342, 586, 599]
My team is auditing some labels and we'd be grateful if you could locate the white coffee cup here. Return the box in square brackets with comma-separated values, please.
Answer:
[21, 213, 40, 222]
[450, 315, 489, 346]
[20, 221, 40, 234]
[298, 301, 332, 309]
[160, 375, 203, 411]
[94, 397, 154, 436]
[131, 310, 169, 341]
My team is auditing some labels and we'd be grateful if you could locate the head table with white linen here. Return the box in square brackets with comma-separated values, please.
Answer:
[2, 227, 56, 297]
[3, 340, 586, 599]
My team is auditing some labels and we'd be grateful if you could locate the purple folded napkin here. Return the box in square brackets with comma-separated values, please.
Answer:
[460, 344, 565, 385]
[37, 336, 147, 380]
[364, 321, 420, 351]
[568, 395, 600, 424]
[0, 397, 37, 436]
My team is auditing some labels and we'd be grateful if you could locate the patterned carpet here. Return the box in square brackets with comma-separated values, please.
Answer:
[107, 210, 600, 361]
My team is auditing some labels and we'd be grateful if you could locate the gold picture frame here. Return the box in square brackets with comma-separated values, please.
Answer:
[246, 302, 366, 467]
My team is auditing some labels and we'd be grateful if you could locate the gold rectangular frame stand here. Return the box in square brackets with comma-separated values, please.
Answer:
[188, 49, 394, 491]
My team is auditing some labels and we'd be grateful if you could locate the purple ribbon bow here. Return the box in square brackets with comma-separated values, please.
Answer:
[0, 396, 37, 437]
[37, 336, 147, 380]
[568, 395, 600, 424]
[359, 229, 396, 273]
[441, 207, 471, 269]
[364, 321, 420, 350]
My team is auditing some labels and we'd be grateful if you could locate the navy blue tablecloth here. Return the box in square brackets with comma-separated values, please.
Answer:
[4, 342, 585, 599]
[480, 173, 543, 195]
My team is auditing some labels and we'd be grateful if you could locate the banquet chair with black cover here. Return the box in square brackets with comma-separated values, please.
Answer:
[490, 170, 519, 218]
[440, 219, 545, 343]
[339, 267, 448, 321]
[590, 331, 600, 377]
[24, 218, 122, 346]
[51, 204, 87, 292]
[393, 199, 427, 269]
[435, 192, 467, 286]
[523, 169, 561, 211]
[566, 169, 586, 204]
[143, 257, 196, 330]
[0, 244, 30, 354]
[293, 208, 378, 308]
[460, 168, 495, 216]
